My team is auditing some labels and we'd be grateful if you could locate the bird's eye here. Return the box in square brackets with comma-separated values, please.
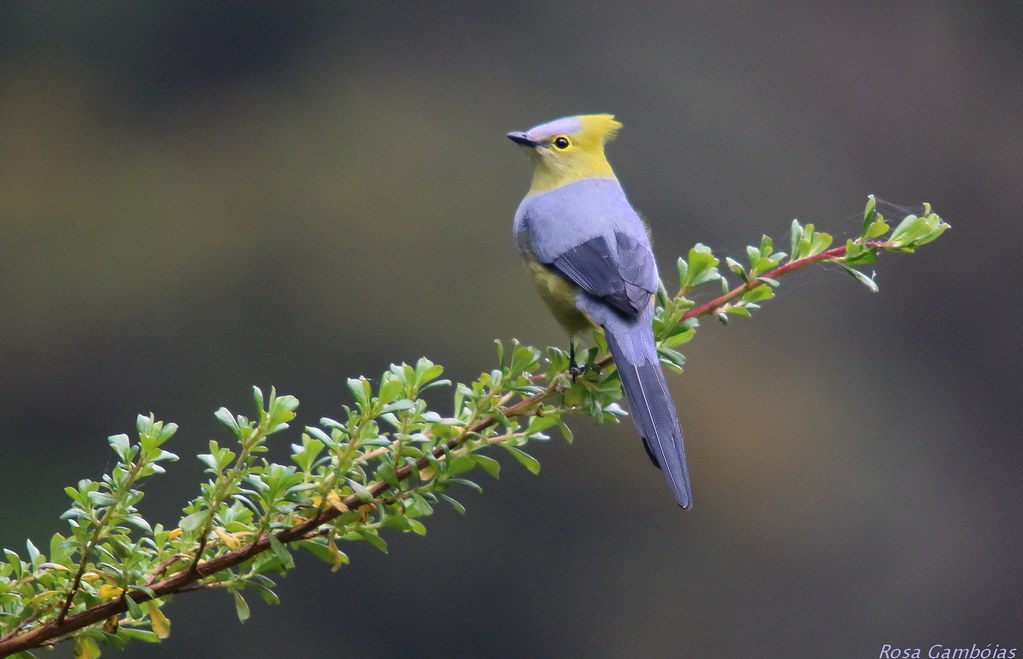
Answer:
[553, 136, 571, 150]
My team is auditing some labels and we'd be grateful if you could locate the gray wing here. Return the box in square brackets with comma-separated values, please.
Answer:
[548, 231, 657, 317]
[517, 178, 658, 317]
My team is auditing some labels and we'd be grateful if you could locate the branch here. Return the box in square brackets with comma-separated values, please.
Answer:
[0, 389, 550, 656]
[682, 240, 894, 321]
[0, 197, 948, 657]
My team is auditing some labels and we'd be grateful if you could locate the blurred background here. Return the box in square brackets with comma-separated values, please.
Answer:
[2, 2, 1020, 657]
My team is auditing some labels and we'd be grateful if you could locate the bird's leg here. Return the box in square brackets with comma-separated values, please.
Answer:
[569, 341, 586, 381]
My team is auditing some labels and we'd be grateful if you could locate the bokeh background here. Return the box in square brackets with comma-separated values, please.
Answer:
[2, 2, 1021, 657]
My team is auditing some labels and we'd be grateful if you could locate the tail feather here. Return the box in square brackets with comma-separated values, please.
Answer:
[605, 326, 693, 508]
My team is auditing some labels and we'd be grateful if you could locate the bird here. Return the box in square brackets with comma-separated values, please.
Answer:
[507, 114, 692, 508]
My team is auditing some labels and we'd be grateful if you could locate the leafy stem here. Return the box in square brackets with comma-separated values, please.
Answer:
[0, 197, 948, 657]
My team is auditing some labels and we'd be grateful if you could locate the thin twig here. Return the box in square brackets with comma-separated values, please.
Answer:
[0, 389, 548, 656]
[0, 238, 891, 656]
[682, 241, 894, 321]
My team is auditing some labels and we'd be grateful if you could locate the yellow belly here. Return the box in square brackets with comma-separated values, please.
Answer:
[527, 259, 595, 336]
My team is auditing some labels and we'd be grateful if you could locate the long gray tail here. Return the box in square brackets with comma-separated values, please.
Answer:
[605, 326, 693, 508]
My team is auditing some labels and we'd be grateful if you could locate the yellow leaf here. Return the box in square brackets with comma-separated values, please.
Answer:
[74, 635, 101, 659]
[103, 615, 119, 634]
[166, 528, 184, 541]
[213, 527, 241, 549]
[327, 537, 349, 572]
[40, 562, 72, 571]
[147, 601, 171, 639]
[326, 491, 349, 512]
[98, 585, 124, 599]
[28, 589, 62, 607]
[357, 503, 377, 522]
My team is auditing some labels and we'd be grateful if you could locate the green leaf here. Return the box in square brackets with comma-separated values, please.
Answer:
[380, 399, 415, 415]
[267, 391, 299, 431]
[347, 479, 374, 504]
[378, 373, 404, 404]
[381, 513, 410, 532]
[843, 239, 879, 266]
[252, 582, 282, 604]
[862, 194, 878, 237]
[122, 515, 153, 534]
[405, 493, 434, 517]
[449, 477, 483, 493]
[657, 347, 686, 374]
[290, 436, 325, 472]
[48, 532, 70, 565]
[231, 589, 251, 623]
[865, 217, 889, 239]
[470, 454, 501, 479]
[373, 463, 398, 488]
[123, 593, 143, 620]
[808, 229, 833, 256]
[889, 208, 949, 250]
[178, 511, 208, 532]
[725, 257, 747, 281]
[890, 213, 921, 245]
[86, 491, 117, 506]
[746, 245, 761, 268]
[789, 219, 803, 260]
[439, 493, 465, 515]
[347, 377, 371, 410]
[268, 535, 294, 568]
[357, 529, 388, 553]
[415, 358, 445, 386]
[214, 407, 240, 435]
[5, 548, 24, 578]
[556, 420, 574, 443]
[25, 539, 42, 571]
[502, 445, 541, 475]
[678, 243, 721, 291]
[442, 454, 473, 477]
[742, 284, 774, 304]
[509, 342, 541, 377]
[117, 628, 161, 644]
[154, 449, 179, 463]
[525, 414, 559, 435]
[660, 323, 696, 349]
[133, 585, 156, 599]
[840, 264, 879, 292]
[107, 434, 131, 461]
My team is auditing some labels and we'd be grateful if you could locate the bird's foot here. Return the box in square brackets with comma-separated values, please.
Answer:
[568, 341, 586, 382]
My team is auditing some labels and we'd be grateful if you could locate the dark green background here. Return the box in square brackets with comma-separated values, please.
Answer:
[2, 3, 1020, 657]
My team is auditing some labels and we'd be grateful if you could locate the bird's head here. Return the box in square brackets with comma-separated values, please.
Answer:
[507, 114, 623, 194]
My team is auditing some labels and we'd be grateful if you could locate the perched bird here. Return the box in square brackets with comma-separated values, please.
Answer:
[507, 114, 692, 508]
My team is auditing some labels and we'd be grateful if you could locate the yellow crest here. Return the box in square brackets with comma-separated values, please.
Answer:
[576, 114, 623, 148]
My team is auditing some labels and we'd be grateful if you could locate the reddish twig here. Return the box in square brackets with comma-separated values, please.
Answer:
[0, 239, 892, 657]
[682, 240, 894, 321]
[0, 390, 547, 657]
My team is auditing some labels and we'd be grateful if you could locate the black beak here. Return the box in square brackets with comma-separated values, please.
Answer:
[507, 131, 538, 147]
